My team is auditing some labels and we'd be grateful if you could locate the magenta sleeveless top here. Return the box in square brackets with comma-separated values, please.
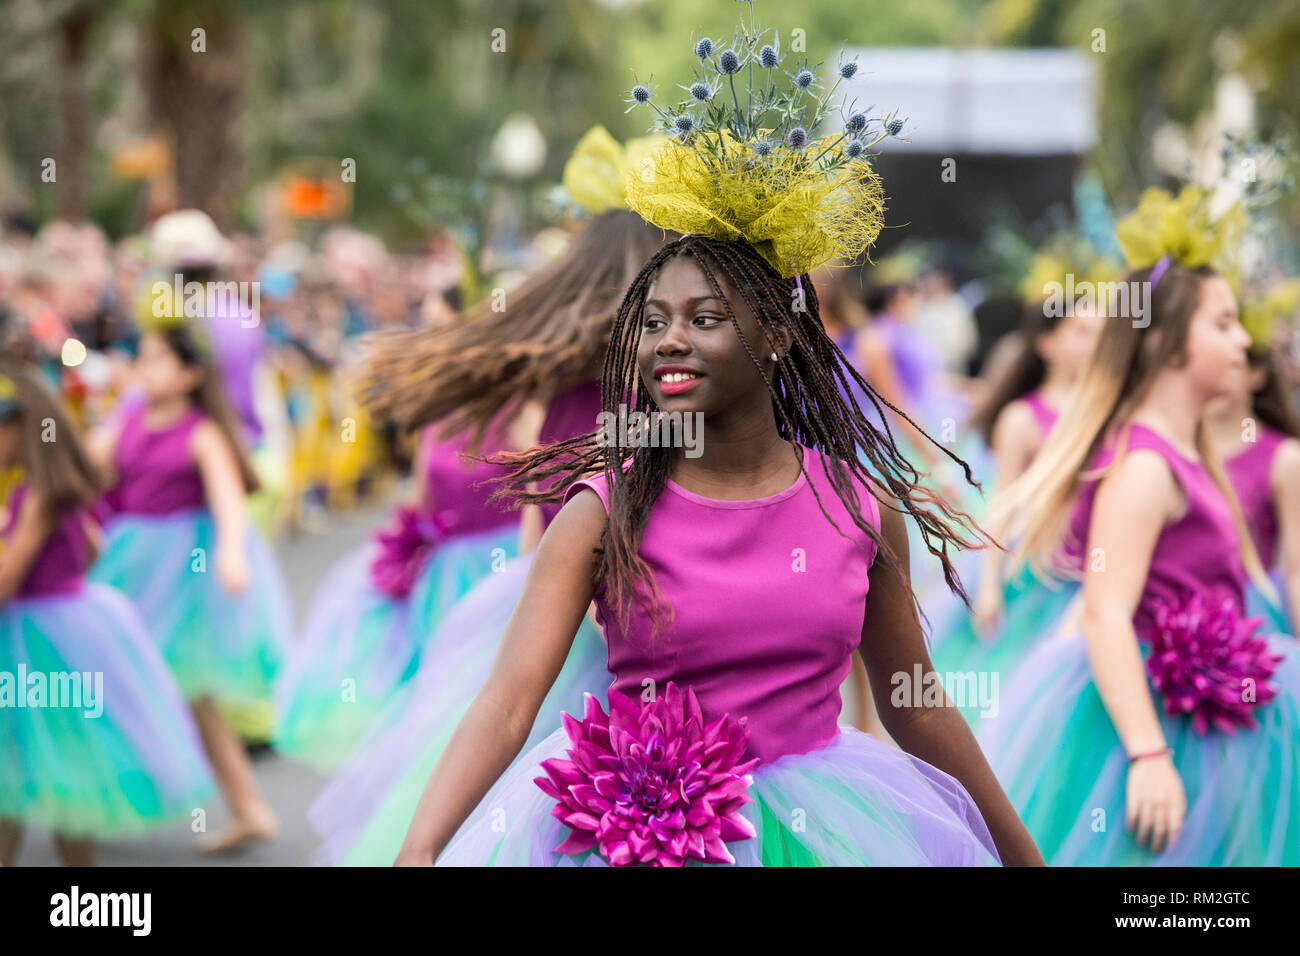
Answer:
[416, 420, 517, 536]
[538, 379, 602, 529]
[1225, 425, 1287, 570]
[112, 404, 207, 515]
[564, 446, 881, 765]
[2, 485, 90, 597]
[1065, 423, 1246, 637]
[1020, 389, 1058, 436]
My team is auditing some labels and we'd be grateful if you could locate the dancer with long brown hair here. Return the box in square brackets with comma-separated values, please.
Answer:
[980, 188, 1300, 864]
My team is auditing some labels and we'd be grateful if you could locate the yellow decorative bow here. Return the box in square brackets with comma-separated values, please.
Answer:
[1115, 185, 1245, 287]
[1240, 279, 1300, 350]
[562, 125, 667, 216]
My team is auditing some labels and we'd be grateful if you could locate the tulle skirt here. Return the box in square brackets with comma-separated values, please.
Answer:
[978, 626, 1300, 865]
[310, 553, 610, 865]
[1246, 569, 1291, 635]
[89, 509, 291, 705]
[927, 569, 1080, 725]
[438, 725, 1001, 866]
[0, 585, 215, 837]
[274, 525, 518, 769]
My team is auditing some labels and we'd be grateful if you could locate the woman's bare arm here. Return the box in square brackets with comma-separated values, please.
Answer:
[396, 488, 606, 864]
[84, 420, 122, 489]
[860, 495, 1044, 865]
[1082, 448, 1190, 852]
[191, 420, 249, 593]
[972, 400, 1041, 636]
[1081, 451, 1175, 755]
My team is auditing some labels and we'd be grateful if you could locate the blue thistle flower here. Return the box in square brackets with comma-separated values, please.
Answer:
[759, 44, 779, 69]
[794, 69, 814, 90]
[839, 60, 858, 80]
[689, 82, 713, 102]
[695, 37, 714, 59]
[844, 139, 864, 158]
[845, 113, 866, 133]
[886, 118, 904, 136]
[787, 126, 807, 148]
[623, 76, 657, 113]
[674, 114, 695, 134]
[753, 139, 773, 157]
[719, 49, 742, 74]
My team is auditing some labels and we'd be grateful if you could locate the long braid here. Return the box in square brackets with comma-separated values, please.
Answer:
[489, 236, 989, 635]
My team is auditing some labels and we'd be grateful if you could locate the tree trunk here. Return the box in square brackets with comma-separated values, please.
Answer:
[57, 3, 95, 220]
[141, 0, 247, 230]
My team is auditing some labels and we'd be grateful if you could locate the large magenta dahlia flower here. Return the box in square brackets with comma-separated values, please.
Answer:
[535, 682, 759, 866]
[1145, 590, 1283, 735]
[368, 504, 453, 598]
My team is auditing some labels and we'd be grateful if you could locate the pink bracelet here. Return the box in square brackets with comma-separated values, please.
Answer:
[1127, 747, 1172, 764]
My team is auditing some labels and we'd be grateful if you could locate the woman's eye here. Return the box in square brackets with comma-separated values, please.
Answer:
[693, 313, 723, 325]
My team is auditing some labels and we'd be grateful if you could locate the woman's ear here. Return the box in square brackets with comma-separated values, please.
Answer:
[772, 322, 795, 361]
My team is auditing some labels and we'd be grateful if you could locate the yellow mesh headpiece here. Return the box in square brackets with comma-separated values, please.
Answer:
[1114, 185, 1245, 287]
[625, 132, 884, 279]
[1240, 279, 1300, 350]
[620, 5, 894, 278]
[870, 245, 926, 286]
[1018, 236, 1125, 302]
[561, 125, 666, 216]
[133, 277, 213, 353]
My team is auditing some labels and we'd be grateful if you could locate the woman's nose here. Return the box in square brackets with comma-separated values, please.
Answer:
[656, 316, 692, 355]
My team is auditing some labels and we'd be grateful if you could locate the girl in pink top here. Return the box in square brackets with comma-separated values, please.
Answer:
[1209, 347, 1300, 632]
[89, 320, 290, 853]
[392, 235, 1042, 867]
[981, 258, 1300, 864]
[924, 300, 1105, 727]
[0, 362, 212, 866]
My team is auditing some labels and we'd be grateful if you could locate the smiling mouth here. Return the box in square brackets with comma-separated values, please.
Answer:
[656, 370, 704, 395]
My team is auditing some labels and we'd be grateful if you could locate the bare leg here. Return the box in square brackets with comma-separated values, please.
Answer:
[53, 833, 96, 867]
[0, 817, 23, 866]
[191, 696, 278, 852]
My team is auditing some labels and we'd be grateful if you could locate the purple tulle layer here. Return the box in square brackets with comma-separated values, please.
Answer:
[437, 725, 1001, 866]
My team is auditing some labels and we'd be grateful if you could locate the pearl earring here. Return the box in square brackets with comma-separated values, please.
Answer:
[770, 352, 778, 361]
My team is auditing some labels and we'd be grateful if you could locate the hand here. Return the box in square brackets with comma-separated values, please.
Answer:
[1125, 753, 1185, 854]
[393, 845, 435, 867]
[216, 546, 250, 596]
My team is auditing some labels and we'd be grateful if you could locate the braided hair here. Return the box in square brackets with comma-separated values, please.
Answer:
[490, 236, 987, 635]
